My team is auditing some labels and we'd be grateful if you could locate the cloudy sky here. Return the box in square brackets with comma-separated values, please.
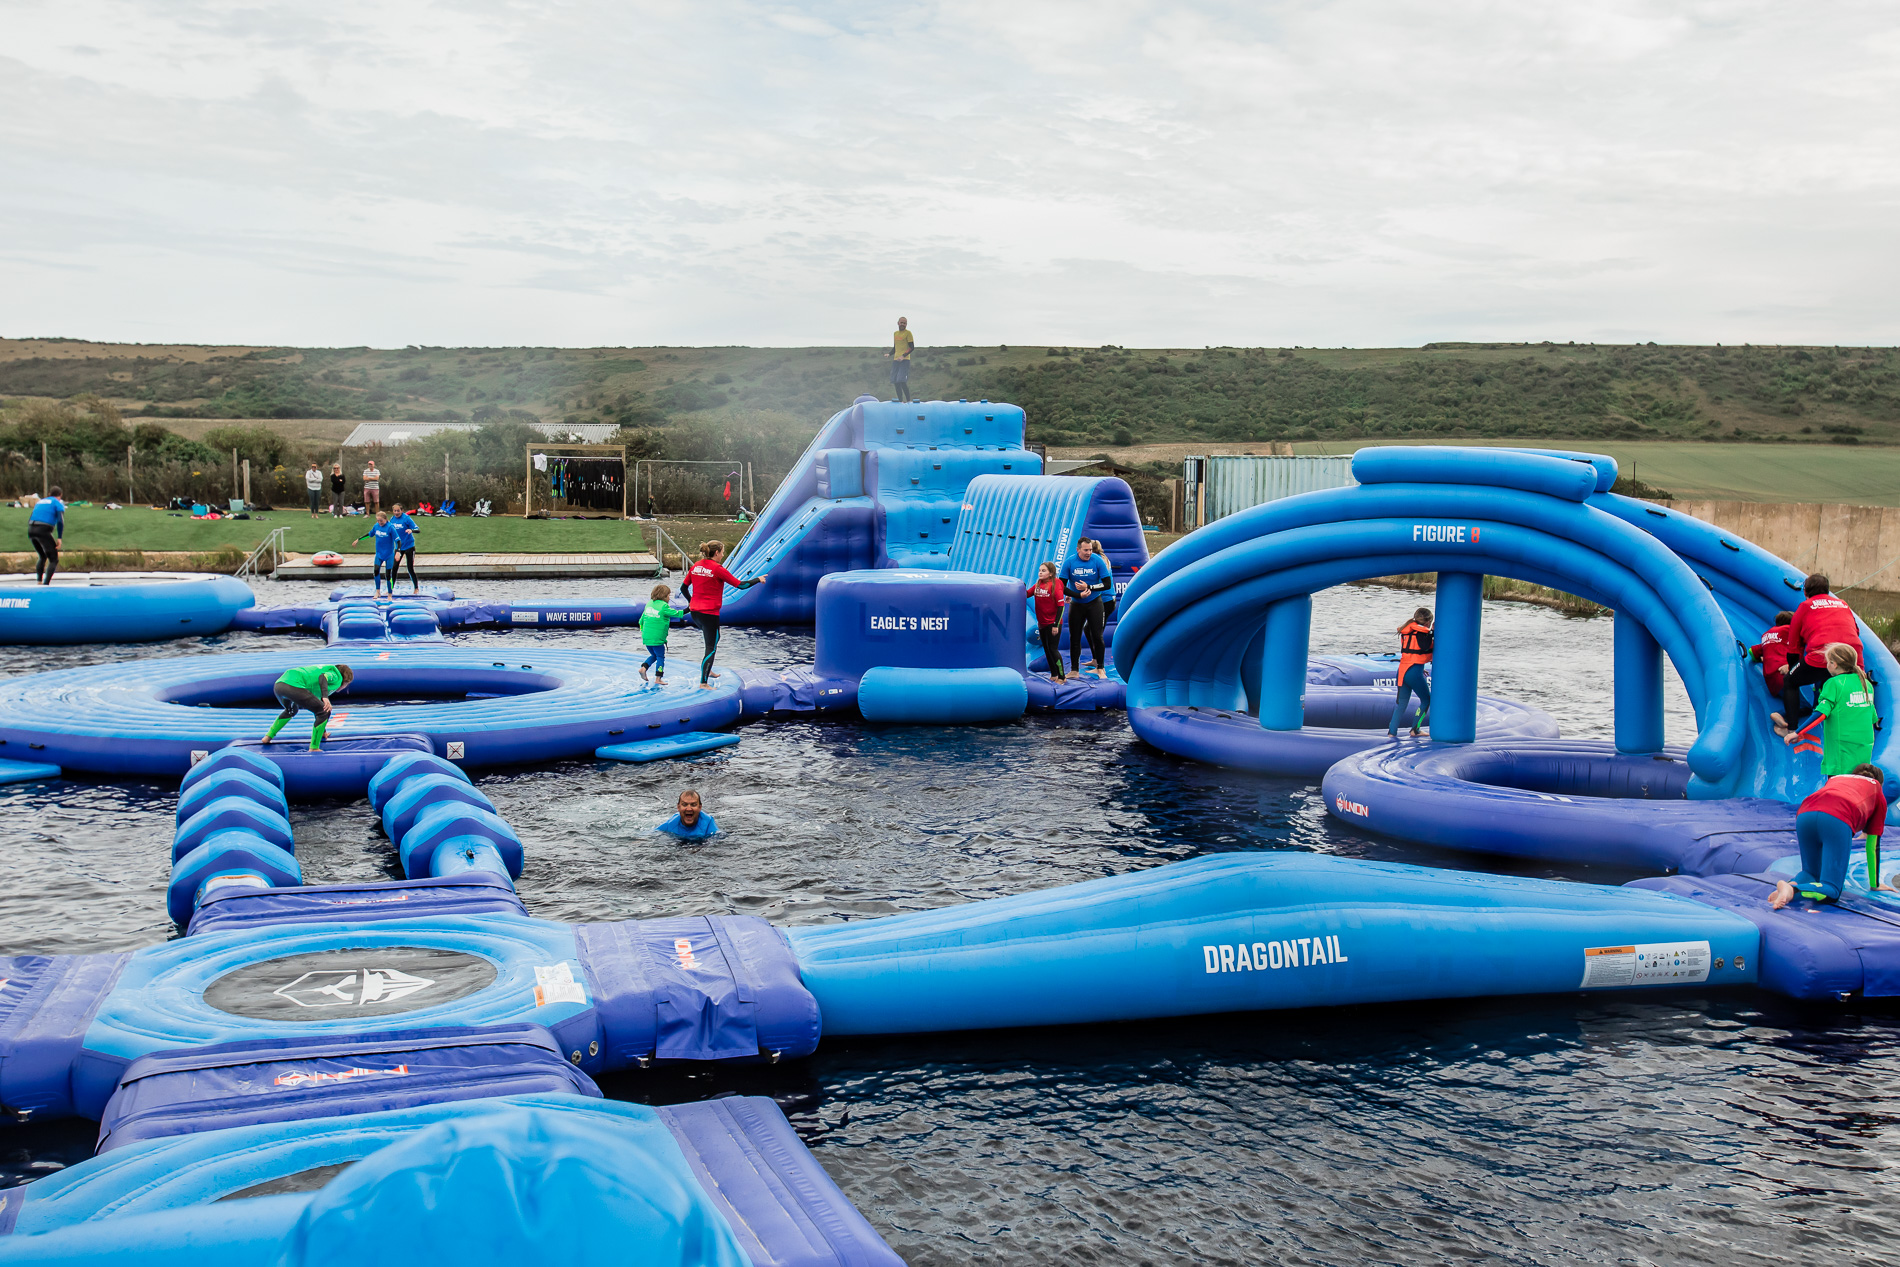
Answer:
[4, 1, 1897, 348]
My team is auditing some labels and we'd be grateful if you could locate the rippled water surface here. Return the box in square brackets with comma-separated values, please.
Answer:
[3, 577, 1895, 1265]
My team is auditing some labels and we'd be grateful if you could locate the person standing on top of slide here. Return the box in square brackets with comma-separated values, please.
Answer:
[679, 540, 766, 690]
[26, 486, 63, 586]
[1775, 574, 1865, 735]
[887, 317, 914, 404]
[1750, 610, 1797, 700]
[1059, 538, 1113, 679]
[304, 461, 324, 517]
[389, 502, 421, 593]
[362, 459, 382, 512]
[352, 511, 399, 597]
[1388, 607, 1434, 738]
[262, 663, 353, 751]
[1769, 763, 1891, 908]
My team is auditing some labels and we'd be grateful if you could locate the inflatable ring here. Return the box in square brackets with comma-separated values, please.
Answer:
[0, 572, 254, 645]
[1131, 687, 1559, 778]
[1322, 738, 1797, 873]
[312, 551, 344, 567]
[0, 647, 740, 777]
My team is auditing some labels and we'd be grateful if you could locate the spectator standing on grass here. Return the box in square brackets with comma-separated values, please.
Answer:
[304, 462, 323, 517]
[362, 459, 382, 512]
[329, 463, 347, 517]
[1775, 575, 1865, 734]
[887, 317, 915, 404]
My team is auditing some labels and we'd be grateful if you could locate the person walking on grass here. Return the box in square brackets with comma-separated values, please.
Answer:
[1389, 607, 1434, 738]
[362, 459, 382, 512]
[262, 663, 353, 751]
[639, 582, 688, 686]
[26, 486, 63, 586]
[1774, 574, 1864, 735]
[679, 541, 766, 690]
[305, 462, 324, 517]
[329, 463, 347, 517]
[887, 317, 915, 403]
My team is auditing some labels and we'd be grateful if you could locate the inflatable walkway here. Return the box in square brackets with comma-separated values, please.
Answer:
[0, 572, 253, 645]
[719, 397, 1148, 626]
[233, 585, 649, 647]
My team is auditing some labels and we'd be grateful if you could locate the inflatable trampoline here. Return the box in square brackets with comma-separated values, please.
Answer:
[0, 647, 740, 788]
[0, 572, 253, 645]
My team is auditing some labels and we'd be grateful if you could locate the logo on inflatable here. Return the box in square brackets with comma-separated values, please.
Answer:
[1334, 794, 1369, 817]
[203, 946, 498, 1021]
[1412, 524, 1479, 543]
[272, 967, 437, 1009]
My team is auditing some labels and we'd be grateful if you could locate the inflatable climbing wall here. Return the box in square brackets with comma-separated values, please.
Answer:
[721, 397, 1149, 624]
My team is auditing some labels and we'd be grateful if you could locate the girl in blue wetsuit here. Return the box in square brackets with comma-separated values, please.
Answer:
[26, 486, 64, 585]
[352, 511, 399, 595]
[389, 503, 421, 593]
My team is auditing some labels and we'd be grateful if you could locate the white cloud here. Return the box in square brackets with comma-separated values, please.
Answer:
[1, 0, 1896, 348]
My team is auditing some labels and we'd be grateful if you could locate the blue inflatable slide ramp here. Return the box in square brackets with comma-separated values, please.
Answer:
[597, 731, 741, 763]
[186, 874, 528, 935]
[0, 758, 59, 785]
[0, 1093, 903, 1266]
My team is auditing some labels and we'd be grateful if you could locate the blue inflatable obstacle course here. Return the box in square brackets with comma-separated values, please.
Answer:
[0, 1093, 902, 1267]
[0, 571, 254, 645]
[167, 749, 301, 925]
[718, 397, 1149, 628]
[231, 586, 653, 647]
[0, 648, 741, 796]
[731, 567, 1124, 722]
[789, 852, 1759, 1033]
[598, 732, 741, 763]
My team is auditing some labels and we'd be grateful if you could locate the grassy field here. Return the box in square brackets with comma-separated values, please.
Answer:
[1053, 439, 1900, 507]
[0, 506, 651, 555]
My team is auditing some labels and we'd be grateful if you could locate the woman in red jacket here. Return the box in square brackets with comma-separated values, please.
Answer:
[1775, 574, 1864, 733]
[679, 540, 766, 689]
[1028, 561, 1067, 681]
[1769, 763, 1890, 908]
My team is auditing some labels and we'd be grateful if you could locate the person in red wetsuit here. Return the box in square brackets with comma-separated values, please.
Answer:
[1028, 561, 1068, 682]
[678, 540, 766, 689]
[1770, 763, 1891, 907]
[1775, 574, 1865, 733]
[1750, 610, 1797, 700]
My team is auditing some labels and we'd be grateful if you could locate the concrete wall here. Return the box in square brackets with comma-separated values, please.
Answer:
[1659, 500, 1900, 594]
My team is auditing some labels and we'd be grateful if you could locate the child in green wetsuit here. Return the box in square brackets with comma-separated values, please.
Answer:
[263, 664, 353, 750]
[1788, 642, 1878, 777]
[639, 584, 688, 685]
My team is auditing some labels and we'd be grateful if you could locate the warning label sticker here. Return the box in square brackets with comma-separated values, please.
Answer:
[533, 962, 587, 1007]
[1580, 940, 1711, 989]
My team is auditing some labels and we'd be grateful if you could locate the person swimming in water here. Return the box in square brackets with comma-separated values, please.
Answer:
[658, 787, 717, 840]
[262, 663, 354, 751]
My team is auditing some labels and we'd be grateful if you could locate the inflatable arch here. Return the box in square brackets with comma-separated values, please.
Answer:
[1116, 446, 1900, 814]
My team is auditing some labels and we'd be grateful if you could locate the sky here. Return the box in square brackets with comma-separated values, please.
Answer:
[4, 0, 1898, 349]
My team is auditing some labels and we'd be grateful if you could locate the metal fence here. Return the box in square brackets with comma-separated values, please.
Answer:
[1182, 455, 1356, 528]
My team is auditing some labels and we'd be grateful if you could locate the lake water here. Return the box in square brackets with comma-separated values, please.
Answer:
[2, 578, 1893, 1266]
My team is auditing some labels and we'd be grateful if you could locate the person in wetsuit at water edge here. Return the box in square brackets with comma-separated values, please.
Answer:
[1058, 539, 1113, 679]
[389, 503, 421, 593]
[679, 540, 765, 690]
[1389, 607, 1434, 737]
[353, 512, 398, 596]
[262, 663, 353, 751]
